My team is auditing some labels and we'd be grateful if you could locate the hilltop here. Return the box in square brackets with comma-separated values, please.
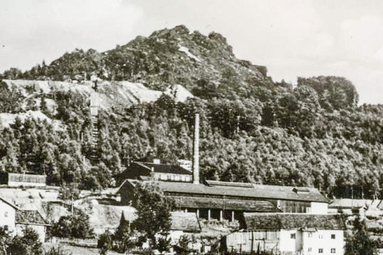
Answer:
[0, 25, 383, 199]
[1, 25, 271, 99]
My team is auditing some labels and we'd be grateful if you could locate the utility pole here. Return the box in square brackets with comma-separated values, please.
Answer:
[236, 115, 240, 134]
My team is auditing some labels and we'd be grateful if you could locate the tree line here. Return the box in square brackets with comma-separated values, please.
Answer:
[0, 75, 383, 199]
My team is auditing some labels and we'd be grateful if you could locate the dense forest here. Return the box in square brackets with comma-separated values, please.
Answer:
[1, 25, 383, 199]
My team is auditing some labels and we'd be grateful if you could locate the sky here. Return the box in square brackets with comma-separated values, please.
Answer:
[1, 0, 383, 104]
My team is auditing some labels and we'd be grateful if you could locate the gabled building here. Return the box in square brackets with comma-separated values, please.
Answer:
[224, 213, 346, 255]
[116, 161, 192, 185]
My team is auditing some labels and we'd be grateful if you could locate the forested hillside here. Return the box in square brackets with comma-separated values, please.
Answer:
[1, 25, 383, 199]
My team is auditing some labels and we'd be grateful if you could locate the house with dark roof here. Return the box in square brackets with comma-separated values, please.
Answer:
[224, 213, 346, 255]
[15, 210, 50, 242]
[118, 179, 329, 225]
[116, 161, 192, 185]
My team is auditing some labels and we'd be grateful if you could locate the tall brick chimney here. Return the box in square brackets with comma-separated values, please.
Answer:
[192, 114, 200, 184]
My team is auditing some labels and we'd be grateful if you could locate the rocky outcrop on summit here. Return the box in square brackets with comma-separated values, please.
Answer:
[106, 25, 271, 97]
[6, 25, 272, 99]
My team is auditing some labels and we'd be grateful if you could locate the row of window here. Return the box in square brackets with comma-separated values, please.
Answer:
[9, 175, 46, 183]
[308, 247, 336, 253]
[290, 233, 336, 239]
[158, 174, 191, 182]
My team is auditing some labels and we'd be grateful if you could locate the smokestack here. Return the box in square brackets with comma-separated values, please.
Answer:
[193, 114, 200, 184]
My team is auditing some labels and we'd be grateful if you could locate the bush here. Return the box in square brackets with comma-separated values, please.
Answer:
[7, 227, 43, 255]
[51, 211, 94, 239]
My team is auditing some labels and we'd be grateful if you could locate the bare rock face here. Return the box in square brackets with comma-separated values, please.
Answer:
[1, 79, 193, 114]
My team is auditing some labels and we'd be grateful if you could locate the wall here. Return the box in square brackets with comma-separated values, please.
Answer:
[8, 181, 46, 187]
[0, 200, 16, 235]
[8, 173, 46, 187]
[279, 200, 311, 213]
[154, 173, 191, 182]
[310, 202, 328, 214]
[226, 231, 280, 253]
[301, 229, 344, 255]
[227, 229, 344, 255]
[280, 229, 299, 253]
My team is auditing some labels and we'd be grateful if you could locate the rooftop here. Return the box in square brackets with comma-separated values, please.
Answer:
[205, 180, 254, 188]
[329, 199, 372, 209]
[136, 181, 329, 203]
[16, 210, 49, 226]
[136, 162, 192, 175]
[0, 196, 19, 210]
[244, 213, 346, 231]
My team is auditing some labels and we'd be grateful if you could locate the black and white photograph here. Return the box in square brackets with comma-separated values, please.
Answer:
[1, 1, 383, 254]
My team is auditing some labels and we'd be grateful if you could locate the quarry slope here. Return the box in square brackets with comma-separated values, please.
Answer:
[0, 79, 193, 128]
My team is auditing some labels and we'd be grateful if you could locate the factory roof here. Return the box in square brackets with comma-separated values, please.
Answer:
[124, 180, 329, 203]
[244, 213, 346, 231]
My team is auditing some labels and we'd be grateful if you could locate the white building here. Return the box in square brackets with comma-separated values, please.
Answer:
[0, 196, 18, 235]
[225, 213, 346, 255]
